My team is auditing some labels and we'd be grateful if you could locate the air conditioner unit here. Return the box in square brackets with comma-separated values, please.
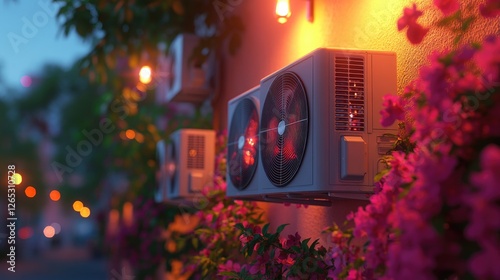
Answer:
[155, 129, 215, 205]
[162, 33, 211, 104]
[257, 48, 398, 205]
[226, 86, 261, 199]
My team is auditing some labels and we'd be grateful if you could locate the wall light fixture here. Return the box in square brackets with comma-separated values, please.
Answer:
[276, 0, 313, 24]
[276, 0, 291, 24]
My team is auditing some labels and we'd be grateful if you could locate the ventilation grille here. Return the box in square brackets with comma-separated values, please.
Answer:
[187, 135, 205, 169]
[334, 55, 366, 131]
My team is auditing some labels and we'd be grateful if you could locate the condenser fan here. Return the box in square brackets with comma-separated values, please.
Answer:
[260, 72, 308, 187]
[228, 97, 259, 190]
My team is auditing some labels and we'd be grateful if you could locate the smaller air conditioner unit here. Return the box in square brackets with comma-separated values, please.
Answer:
[155, 129, 215, 205]
[163, 33, 211, 104]
[226, 86, 262, 199]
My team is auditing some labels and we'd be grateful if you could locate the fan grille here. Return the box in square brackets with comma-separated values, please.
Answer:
[228, 97, 259, 190]
[187, 135, 205, 169]
[334, 55, 365, 131]
[260, 72, 308, 187]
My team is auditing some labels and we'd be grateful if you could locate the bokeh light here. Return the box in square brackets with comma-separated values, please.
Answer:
[139, 65, 152, 84]
[125, 129, 136, 140]
[80, 207, 91, 218]
[135, 132, 144, 143]
[19, 227, 33, 239]
[12, 173, 22, 185]
[25, 186, 36, 198]
[20, 75, 32, 87]
[43, 226, 55, 238]
[49, 190, 61, 201]
[51, 222, 61, 234]
[73, 200, 84, 212]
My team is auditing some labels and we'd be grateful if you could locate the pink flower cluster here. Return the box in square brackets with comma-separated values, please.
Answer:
[466, 145, 500, 279]
[237, 227, 331, 279]
[357, 2, 500, 279]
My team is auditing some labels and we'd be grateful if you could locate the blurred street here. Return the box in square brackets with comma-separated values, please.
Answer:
[0, 246, 109, 280]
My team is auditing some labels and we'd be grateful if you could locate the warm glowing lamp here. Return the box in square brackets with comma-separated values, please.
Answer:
[43, 226, 55, 238]
[125, 129, 136, 140]
[12, 173, 22, 185]
[276, 0, 291, 23]
[49, 190, 61, 201]
[123, 202, 133, 227]
[139, 66, 152, 84]
[80, 207, 91, 218]
[73, 200, 83, 212]
[25, 186, 36, 198]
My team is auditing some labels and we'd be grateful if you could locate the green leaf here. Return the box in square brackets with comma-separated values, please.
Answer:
[276, 223, 289, 234]
[218, 271, 240, 278]
[262, 223, 270, 235]
[192, 237, 199, 249]
[309, 239, 320, 250]
[301, 238, 311, 250]
[235, 223, 245, 231]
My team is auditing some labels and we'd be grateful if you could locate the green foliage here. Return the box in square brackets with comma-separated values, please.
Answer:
[53, 0, 245, 80]
[236, 223, 333, 279]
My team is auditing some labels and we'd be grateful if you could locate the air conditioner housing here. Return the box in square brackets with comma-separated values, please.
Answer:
[226, 86, 262, 199]
[257, 48, 398, 205]
[163, 33, 211, 104]
[156, 128, 215, 205]
[155, 139, 169, 203]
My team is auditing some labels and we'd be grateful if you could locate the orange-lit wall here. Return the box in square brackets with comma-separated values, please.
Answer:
[216, 0, 499, 243]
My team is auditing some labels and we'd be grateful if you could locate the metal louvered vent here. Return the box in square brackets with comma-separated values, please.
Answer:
[334, 55, 365, 131]
[187, 135, 205, 169]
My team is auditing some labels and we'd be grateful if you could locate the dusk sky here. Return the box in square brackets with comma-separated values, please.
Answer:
[0, 0, 90, 91]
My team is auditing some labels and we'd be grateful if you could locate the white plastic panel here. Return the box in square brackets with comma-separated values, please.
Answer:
[340, 135, 367, 180]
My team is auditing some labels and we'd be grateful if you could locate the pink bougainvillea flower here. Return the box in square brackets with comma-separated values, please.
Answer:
[249, 254, 270, 275]
[474, 35, 500, 83]
[347, 268, 363, 280]
[407, 22, 430, 44]
[380, 94, 405, 127]
[468, 245, 500, 279]
[284, 232, 301, 249]
[397, 4, 423, 30]
[218, 259, 241, 273]
[398, 4, 429, 44]
[480, 0, 500, 17]
[434, 0, 460, 15]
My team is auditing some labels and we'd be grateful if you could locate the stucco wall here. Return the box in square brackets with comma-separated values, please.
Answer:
[216, 0, 499, 244]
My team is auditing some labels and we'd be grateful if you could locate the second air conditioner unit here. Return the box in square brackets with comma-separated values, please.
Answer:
[155, 128, 215, 205]
[159, 33, 211, 104]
